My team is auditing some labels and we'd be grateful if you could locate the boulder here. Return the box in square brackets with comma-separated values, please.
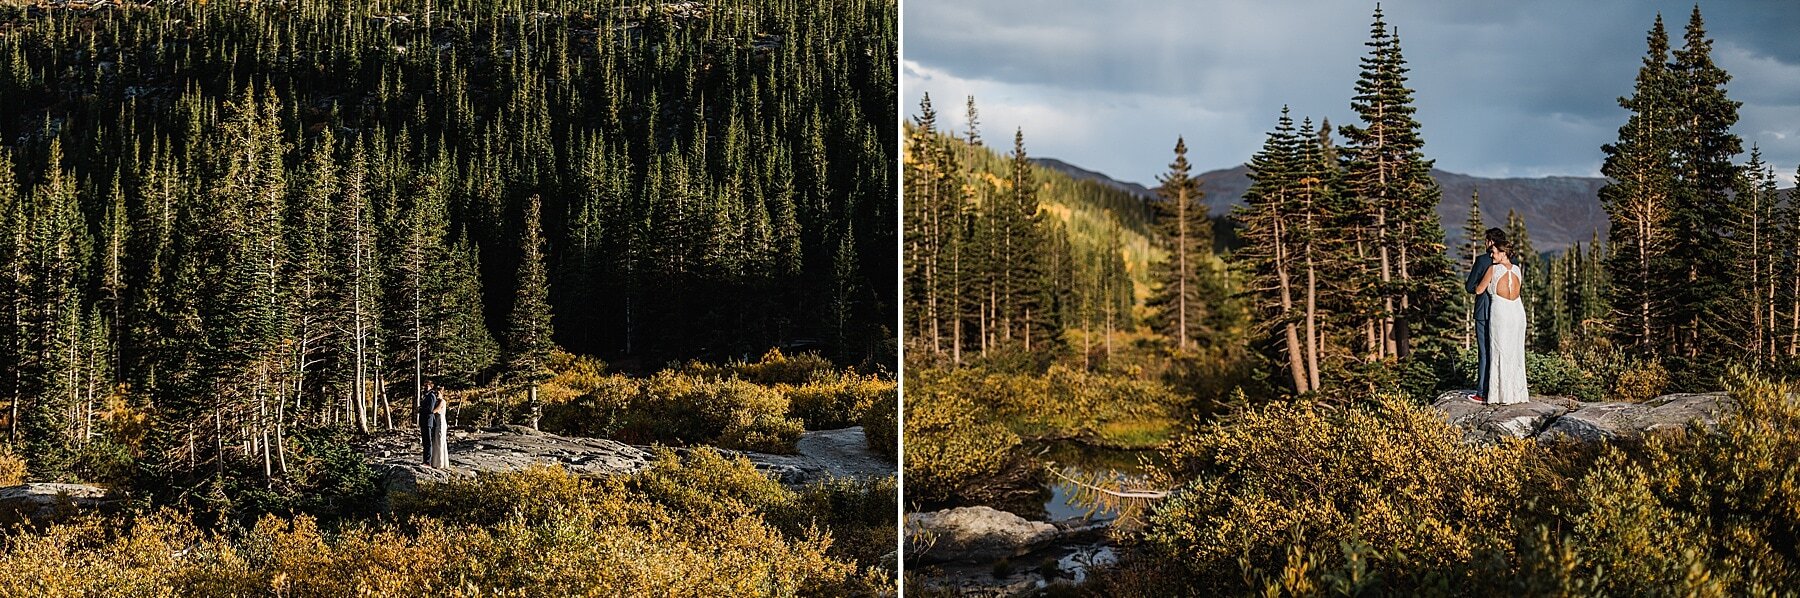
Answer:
[368, 425, 896, 499]
[734, 426, 894, 484]
[1536, 401, 1645, 443]
[0, 483, 121, 527]
[1432, 390, 1735, 444]
[1639, 392, 1732, 435]
[1432, 391, 1575, 443]
[369, 427, 654, 498]
[906, 506, 1060, 564]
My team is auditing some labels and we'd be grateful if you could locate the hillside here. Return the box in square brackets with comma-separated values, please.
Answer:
[938, 137, 1164, 300]
[1035, 159, 1617, 252]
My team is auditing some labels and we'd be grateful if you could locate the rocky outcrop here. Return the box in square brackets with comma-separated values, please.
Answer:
[368, 426, 655, 496]
[906, 505, 1120, 596]
[907, 506, 1061, 564]
[0, 483, 122, 527]
[367, 425, 893, 498]
[1432, 390, 1733, 443]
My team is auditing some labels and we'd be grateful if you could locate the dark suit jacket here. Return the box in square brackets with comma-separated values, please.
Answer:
[1467, 253, 1493, 321]
[418, 389, 438, 425]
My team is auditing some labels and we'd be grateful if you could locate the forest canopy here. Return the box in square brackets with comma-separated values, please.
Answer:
[0, 0, 896, 481]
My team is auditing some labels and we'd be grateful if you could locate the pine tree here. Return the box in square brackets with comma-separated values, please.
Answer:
[1337, 6, 1455, 363]
[1460, 190, 1484, 349]
[506, 195, 554, 431]
[1148, 136, 1212, 351]
[1600, 14, 1677, 355]
[1661, 6, 1744, 377]
[1237, 109, 1311, 393]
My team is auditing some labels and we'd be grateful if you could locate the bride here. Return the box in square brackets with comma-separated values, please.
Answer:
[1474, 241, 1529, 404]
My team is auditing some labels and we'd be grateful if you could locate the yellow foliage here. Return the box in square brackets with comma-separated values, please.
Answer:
[1143, 396, 1544, 582]
[0, 457, 892, 597]
[539, 350, 608, 405]
[0, 444, 24, 486]
[1610, 359, 1669, 403]
[783, 372, 895, 430]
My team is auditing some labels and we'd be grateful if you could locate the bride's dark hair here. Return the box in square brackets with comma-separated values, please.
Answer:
[1493, 239, 1514, 255]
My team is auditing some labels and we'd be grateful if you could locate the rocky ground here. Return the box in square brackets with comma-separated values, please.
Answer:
[1431, 390, 1733, 444]
[0, 482, 123, 528]
[0, 425, 894, 527]
[366, 425, 893, 500]
[905, 506, 1117, 596]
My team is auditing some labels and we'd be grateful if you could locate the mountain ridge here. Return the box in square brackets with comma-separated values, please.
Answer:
[1032, 157, 1611, 252]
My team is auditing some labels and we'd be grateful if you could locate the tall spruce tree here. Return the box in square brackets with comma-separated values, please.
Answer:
[1337, 6, 1456, 365]
[1601, 14, 1678, 355]
[1148, 136, 1212, 351]
[506, 195, 554, 431]
[1661, 6, 1744, 378]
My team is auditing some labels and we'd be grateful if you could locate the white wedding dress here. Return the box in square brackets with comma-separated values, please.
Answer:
[1485, 263, 1529, 404]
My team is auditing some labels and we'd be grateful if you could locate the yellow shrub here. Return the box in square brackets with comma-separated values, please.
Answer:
[784, 373, 894, 430]
[0, 459, 892, 597]
[0, 444, 25, 486]
[539, 374, 638, 438]
[859, 386, 898, 459]
[628, 372, 804, 453]
[1143, 396, 1544, 585]
[538, 350, 608, 405]
[903, 369, 1022, 504]
[733, 349, 837, 385]
[1609, 359, 1669, 403]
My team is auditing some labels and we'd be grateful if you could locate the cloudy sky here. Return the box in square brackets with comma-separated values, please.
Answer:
[903, 0, 1800, 186]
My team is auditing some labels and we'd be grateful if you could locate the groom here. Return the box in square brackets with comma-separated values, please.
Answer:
[1466, 227, 1508, 401]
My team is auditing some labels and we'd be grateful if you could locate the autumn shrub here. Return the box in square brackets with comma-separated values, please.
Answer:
[782, 476, 900, 571]
[623, 372, 803, 453]
[1096, 369, 1800, 596]
[784, 372, 894, 430]
[1609, 358, 1669, 403]
[538, 373, 638, 438]
[1544, 370, 1800, 594]
[860, 386, 898, 458]
[537, 349, 608, 404]
[733, 349, 839, 385]
[0, 462, 888, 597]
[903, 368, 1022, 504]
[1139, 396, 1548, 591]
[0, 444, 24, 486]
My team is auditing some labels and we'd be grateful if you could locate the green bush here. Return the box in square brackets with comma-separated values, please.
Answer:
[1525, 352, 1606, 401]
[223, 425, 381, 523]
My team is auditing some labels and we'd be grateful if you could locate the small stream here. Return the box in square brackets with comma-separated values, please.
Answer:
[1039, 442, 1157, 522]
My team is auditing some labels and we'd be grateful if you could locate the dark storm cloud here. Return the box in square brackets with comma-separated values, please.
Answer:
[904, 0, 1800, 185]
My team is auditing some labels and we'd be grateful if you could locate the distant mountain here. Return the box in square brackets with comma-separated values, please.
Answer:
[1031, 157, 1157, 199]
[1194, 165, 1614, 252]
[1036, 158, 1612, 252]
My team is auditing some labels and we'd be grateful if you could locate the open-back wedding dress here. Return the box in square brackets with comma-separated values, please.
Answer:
[1485, 263, 1529, 405]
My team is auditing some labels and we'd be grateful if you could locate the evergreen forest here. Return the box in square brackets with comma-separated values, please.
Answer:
[0, 0, 899, 595]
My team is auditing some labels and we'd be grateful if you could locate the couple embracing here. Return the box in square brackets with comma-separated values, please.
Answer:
[1467, 227, 1530, 405]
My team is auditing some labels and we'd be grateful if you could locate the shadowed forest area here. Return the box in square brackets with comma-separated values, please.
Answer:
[0, 0, 899, 595]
